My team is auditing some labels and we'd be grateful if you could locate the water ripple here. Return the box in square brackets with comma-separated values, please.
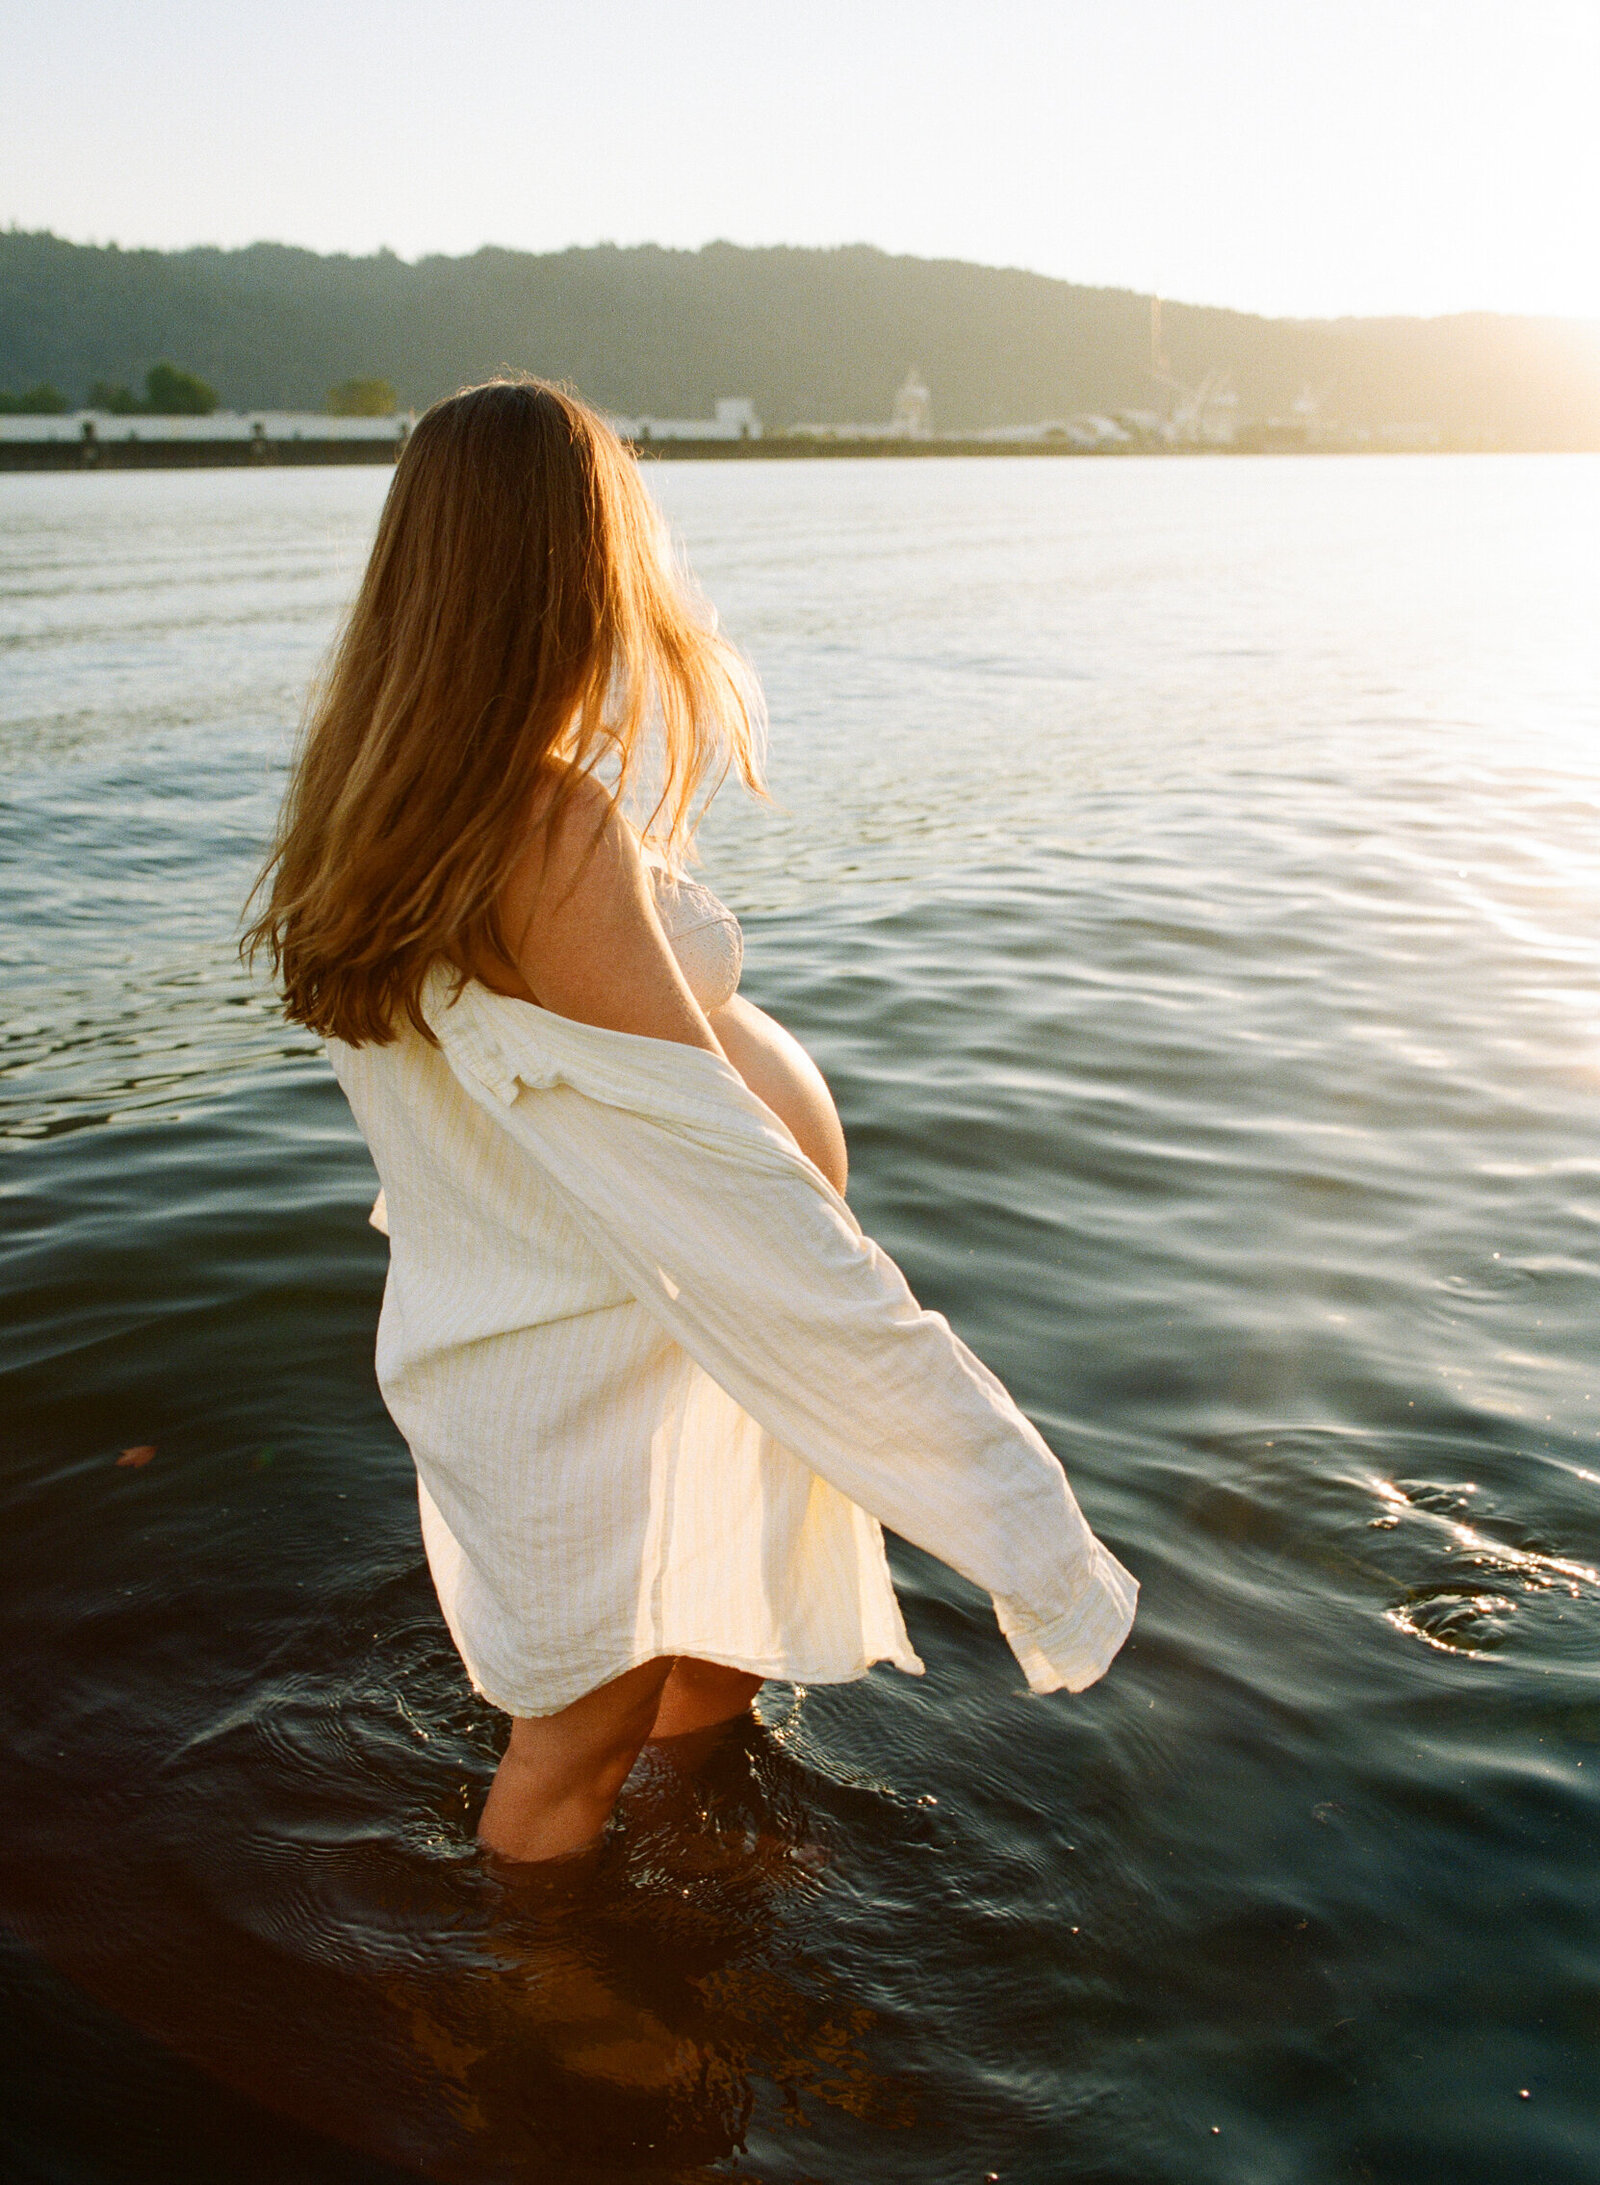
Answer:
[3, 457, 1600, 2181]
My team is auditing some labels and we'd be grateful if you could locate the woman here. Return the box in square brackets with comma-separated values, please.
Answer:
[247, 377, 1135, 1866]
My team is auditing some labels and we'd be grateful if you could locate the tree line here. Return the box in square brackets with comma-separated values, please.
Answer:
[0, 357, 399, 418]
[2, 228, 1597, 446]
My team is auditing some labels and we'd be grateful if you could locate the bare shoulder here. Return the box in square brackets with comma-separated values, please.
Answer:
[507, 767, 625, 908]
[498, 769, 721, 1052]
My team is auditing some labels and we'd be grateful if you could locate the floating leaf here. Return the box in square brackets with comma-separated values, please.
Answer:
[117, 1445, 156, 1469]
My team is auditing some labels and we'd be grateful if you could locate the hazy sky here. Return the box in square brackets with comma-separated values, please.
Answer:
[4, 0, 1597, 321]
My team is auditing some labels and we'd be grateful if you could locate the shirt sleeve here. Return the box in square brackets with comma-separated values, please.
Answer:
[437, 1034, 1137, 1694]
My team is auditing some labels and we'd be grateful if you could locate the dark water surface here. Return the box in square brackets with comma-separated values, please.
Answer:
[3, 456, 1599, 2183]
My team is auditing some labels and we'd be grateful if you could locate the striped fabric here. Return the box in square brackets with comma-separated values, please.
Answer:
[328, 969, 1137, 1718]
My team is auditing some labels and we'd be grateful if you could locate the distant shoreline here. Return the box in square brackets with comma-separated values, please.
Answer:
[0, 432, 1569, 473]
[7, 233, 1598, 455]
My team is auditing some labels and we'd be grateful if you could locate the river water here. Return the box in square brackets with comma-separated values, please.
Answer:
[2, 454, 1599, 2183]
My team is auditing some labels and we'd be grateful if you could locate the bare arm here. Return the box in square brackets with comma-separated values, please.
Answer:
[370, 779, 723, 1241]
[494, 773, 844, 1188]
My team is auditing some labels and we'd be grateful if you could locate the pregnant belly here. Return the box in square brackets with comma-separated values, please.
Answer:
[707, 995, 848, 1195]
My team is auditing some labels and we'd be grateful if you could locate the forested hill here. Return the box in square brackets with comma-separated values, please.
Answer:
[4, 228, 1598, 446]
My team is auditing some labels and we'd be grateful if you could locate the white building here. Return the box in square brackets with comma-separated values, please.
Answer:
[606, 397, 762, 442]
[891, 367, 933, 437]
[0, 409, 414, 443]
[1155, 371, 1240, 448]
[794, 367, 936, 440]
[973, 414, 1132, 448]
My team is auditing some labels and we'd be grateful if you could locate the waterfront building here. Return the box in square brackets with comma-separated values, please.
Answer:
[793, 367, 935, 441]
[1155, 370, 1240, 447]
[606, 397, 762, 442]
[0, 409, 413, 446]
[973, 414, 1131, 448]
[0, 408, 417, 471]
[891, 368, 933, 437]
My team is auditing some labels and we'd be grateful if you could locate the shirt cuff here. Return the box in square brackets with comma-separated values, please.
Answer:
[994, 1544, 1139, 1694]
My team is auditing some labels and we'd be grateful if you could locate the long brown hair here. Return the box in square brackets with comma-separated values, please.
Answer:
[244, 376, 764, 1045]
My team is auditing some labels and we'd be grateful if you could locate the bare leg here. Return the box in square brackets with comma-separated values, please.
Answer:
[478, 1656, 676, 1864]
[648, 1658, 764, 1746]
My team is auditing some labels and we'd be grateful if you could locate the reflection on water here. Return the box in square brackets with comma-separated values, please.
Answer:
[3, 456, 1600, 2180]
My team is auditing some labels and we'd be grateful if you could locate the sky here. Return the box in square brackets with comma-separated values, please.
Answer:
[3, 0, 1598, 322]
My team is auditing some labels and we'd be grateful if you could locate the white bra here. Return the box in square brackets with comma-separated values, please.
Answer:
[647, 860, 743, 1011]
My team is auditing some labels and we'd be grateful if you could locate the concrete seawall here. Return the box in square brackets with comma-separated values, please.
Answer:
[1, 430, 1535, 472]
[0, 434, 405, 471]
[0, 431, 1251, 472]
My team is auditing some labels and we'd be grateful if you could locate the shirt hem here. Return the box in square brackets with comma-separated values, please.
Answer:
[460, 1639, 927, 1719]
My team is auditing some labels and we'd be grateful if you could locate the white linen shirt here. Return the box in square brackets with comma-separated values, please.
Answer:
[328, 970, 1137, 1716]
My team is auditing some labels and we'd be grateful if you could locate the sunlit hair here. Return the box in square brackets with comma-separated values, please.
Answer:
[244, 375, 765, 1045]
